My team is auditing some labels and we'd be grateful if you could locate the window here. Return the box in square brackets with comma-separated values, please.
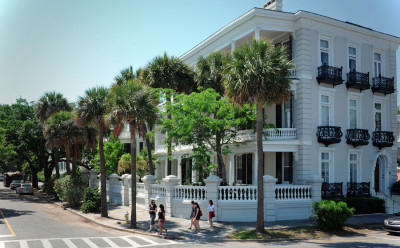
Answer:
[349, 153, 359, 183]
[235, 153, 252, 185]
[320, 39, 329, 65]
[349, 47, 357, 72]
[321, 152, 331, 183]
[374, 102, 383, 131]
[321, 94, 330, 126]
[374, 52, 382, 77]
[349, 99, 358, 129]
[283, 152, 293, 183]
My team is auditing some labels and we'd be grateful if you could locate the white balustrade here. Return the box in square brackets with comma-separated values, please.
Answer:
[275, 185, 312, 201]
[151, 184, 166, 198]
[174, 186, 207, 201]
[218, 186, 257, 201]
[264, 128, 297, 140]
[136, 183, 145, 194]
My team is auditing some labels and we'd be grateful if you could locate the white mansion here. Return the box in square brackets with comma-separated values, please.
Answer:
[116, 0, 400, 220]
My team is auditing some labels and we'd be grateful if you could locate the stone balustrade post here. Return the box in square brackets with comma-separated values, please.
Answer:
[142, 175, 157, 207]
[263, 175, 278, 222]
[121, 174, 130, 206]
[136, 175, 140, 183]
[204, 175, 222, 221]
[162, 175, 180, 217]
[307, 175, 323, 203]
[108, 174, 119, 204]
[89, 169, 98, 188]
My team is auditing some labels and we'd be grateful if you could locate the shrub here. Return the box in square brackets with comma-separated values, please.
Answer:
[341, 197, 385, 214]
[53, 174, 85, 207]
[313, 200, 354, 231]
[392, 181, 400, 194]
[41, 176, 57, 195]
[81, 187, 101, 213]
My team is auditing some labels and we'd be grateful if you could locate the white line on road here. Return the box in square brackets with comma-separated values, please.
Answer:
[82, 238, 101, 248]
[0, 241, 4, 248]
[103, 237, 120, 248]
[120, 236, 142, 247]
[19, 240, 29, 248]
[0, 235, 14, 238]
[41, 239, 53, 248]
[63, 238, 79, 248]
[134, 235, 161, 245]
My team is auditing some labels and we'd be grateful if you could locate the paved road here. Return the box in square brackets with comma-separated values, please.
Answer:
[0, 184, 177, 248]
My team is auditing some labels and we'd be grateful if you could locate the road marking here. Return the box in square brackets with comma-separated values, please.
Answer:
[82, 238, 99, 248]
[0, 209, 16, 236]
[0, 235, 14, 238]
[42, 239, 53, 248]
[120, 236, 142, 246]
[63, 238, 78, 248]
[0, 241, 4, 248]
[19, 240, 29, 248]
[134, 235, 160, 245]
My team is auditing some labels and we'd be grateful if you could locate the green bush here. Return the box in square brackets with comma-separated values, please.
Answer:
[81, 187, 101, 213]
[53, 174, 85, 207]
[313, 200, 354, 231]
[341, 197, 385, 214]
[392, 181, 400, 194]
[41, 176, 57, 195]
[37, 170, 45, 182]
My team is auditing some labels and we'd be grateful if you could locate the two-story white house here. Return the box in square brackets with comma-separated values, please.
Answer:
[151, 0, 399, 205]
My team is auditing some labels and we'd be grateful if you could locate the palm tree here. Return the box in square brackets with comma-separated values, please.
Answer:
[108, 80, 158, 228]
[35, 92, 71, 179]
[225, 38, 293, 233]
[145, 53, 195, 175]
[196, 51, 230, 181]
[76, 86, 109, 217]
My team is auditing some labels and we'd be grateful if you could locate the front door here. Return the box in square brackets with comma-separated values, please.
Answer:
[374, 159, 380, 193]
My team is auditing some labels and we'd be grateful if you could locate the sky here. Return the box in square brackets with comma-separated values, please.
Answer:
[0, 0, 399, 105]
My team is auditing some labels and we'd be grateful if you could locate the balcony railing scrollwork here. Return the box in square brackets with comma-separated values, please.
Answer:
[372, 131, 395, 149]
[346, 129, 370, 147]
[371, 75, 395, 95]
[316, 126, 342, 146]
[321, 182, 344, 200]
[346, 70, 370, 91]
[316, 64, 343, 86]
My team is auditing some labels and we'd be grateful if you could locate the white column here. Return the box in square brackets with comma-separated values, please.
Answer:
[142, 175, 157, 207]
[162, 175, 180, 217]
[253, 152, 258, 186]
[264, 175, 278, 222]
[255, 28, 260, 40]
[177, 158, 182, 184]
[229, 154, 235, 185]
[164, 159, 168, 178]
[204, 175, 222, 221]
[121, 174, 130, 206]
[231, 40, 236, 52]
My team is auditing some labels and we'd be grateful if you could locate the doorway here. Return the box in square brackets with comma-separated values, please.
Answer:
[374, 155, 386, 194]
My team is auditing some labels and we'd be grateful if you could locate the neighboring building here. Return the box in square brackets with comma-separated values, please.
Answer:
[153, 0, 400, 202]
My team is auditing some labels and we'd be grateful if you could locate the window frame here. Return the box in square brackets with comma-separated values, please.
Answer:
[373, 51, 384, 77]
[319, 36, 332, 66]
[348, 93, 362, 129]
[373, 98, 385, 131]
[319, 148, 335, 183]
[319, 88, 335, 126]
[348, 150, 361, 183]
[347, 44, 359, 73]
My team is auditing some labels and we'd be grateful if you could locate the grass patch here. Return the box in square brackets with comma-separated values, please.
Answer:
[226, 225, 381, 240]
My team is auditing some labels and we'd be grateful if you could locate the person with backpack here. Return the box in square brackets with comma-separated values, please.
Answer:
[188, 200, 195, 230]
[192, 202, 201, 232]
[157, 204, 167, 235]
[148, 200, 157, 232]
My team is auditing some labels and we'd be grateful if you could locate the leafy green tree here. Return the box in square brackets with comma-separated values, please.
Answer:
[93, 137, 125, 175]
[162, 88, 255, 182]
[225, 38, 293, 233]
[77, 86, 109, 217]
[0, 127, 16, 173]
[145, 53, 195, 175]
[108, 79, 158, 228]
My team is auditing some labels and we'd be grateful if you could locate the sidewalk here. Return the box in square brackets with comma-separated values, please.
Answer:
[51, 200, 390, 242]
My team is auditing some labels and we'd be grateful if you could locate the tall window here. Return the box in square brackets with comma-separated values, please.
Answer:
[321, 94, 330, 126]
[321, 152, 331, 183]
[320, 39, 329, 65]
[349, 153, 359, 183]
[349, 47, 357, 72]
[374, 52, 382, 77]
[235, 153, 252, 185]
[374, 102, 382, 131]
[349, 99, 358, 129]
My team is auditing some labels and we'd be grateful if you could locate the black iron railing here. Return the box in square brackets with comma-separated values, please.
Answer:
[317, 126, 342, 146]
[372, 75, 395, 94]
[346, 70, 370, 91]
[372, 131, 395, 149]
[321, 182, 344, 199]
[347, 182, 371, 197]
[346, 129, 370, 147]
[316, 64, 343, 86]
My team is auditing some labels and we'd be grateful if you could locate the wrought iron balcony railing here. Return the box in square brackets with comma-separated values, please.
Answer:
[347, 182, 371, 197]
[316, 64, 343, 86]
[346, 129, 370, 147]
[346, 70, 370, 91]
[316, 126, 342, 146]
[372, 131, 395, 149]
[371, 75, 395, 95]
[321, 182, 344, 200]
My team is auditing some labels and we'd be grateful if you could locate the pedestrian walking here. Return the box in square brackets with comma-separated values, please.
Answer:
[188, 200, 195, 229]
[148, 200, 157, 232]
[192, 202, 201, 232]
[158, 204, 167, 235]
[208, 200, 215, 229]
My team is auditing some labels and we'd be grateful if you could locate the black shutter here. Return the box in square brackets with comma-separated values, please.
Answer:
[276, 104, 282, 128]
[276, 152, 282, 184]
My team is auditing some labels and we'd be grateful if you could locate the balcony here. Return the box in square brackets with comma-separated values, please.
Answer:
[235, 128, 297, 142]
[346, 70, 370, 91]
[316, 126, 342, 146]
[371, 75, 395, 95]
[346, 129, 370, 147]
[316, 64, 343, 86]
[372, 131, 395, 149]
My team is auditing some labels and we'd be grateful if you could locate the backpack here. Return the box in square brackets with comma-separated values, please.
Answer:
[200, 210, 203, 216]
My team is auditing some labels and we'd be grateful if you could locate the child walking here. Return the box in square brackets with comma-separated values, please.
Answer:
[158, 204, 167, 235]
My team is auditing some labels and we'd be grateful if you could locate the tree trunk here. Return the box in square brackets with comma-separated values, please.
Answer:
[54, 148, 60, 178]
[129, 123, 137, 228]
[98, 126, 108, 217]
[255, 102, 265, 233]
[65, 146, 71, 175]
[215, 135, 227, 183]
[71, 146, 77, 176]
[30, 166, 39, 189]
[167, 95, 172, 176]
[145, 135, 154, 175]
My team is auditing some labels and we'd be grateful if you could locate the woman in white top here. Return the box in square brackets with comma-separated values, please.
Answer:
[208, 200, 215, 229]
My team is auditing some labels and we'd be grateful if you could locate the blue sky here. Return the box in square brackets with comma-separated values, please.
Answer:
[0, 0, 399, 105]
